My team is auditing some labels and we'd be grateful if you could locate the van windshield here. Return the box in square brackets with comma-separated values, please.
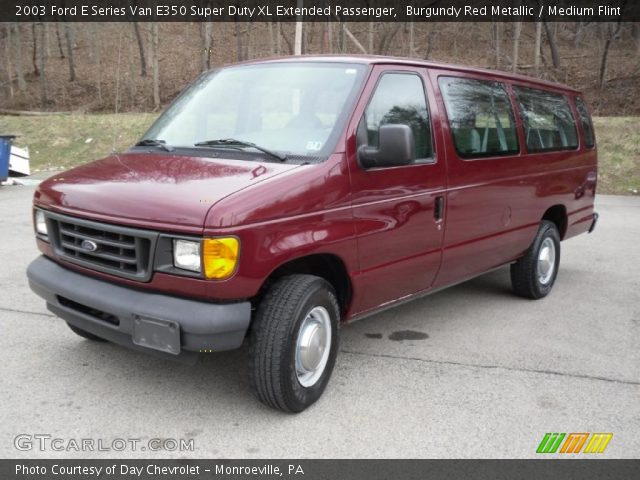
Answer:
[141, 62, 367, 160]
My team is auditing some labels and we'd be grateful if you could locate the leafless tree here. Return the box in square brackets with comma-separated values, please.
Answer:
[200, 22, 213, 71]
[13, 23, 26, 91]
[534, 21, 542, 75]
[132, 22, 147, 77]
[4, 24, 14, 97]
[543, 20, 561, 68]
[599, 19, 624, 89]
[512, 21, 522, 72]
[150, 22, 160, 110]
[64, 23, 76, 81]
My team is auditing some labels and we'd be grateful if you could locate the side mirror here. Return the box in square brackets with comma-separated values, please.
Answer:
[358, 124, 416, 169]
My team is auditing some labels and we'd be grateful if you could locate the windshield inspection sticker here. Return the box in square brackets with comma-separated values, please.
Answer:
[306, 141, 322, 151]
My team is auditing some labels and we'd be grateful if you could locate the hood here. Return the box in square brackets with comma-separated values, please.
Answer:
[35, 152, 299, 232]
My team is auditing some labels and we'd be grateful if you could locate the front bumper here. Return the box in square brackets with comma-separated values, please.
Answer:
[27, 256, 252, 364]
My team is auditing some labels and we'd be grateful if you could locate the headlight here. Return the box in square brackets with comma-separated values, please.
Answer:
[173, 239, 201, 272]
[35, 210, 48, 236]
[203, 237, 239, 280]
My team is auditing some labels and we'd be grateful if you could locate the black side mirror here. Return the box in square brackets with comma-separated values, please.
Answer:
[358, 124, 416, 169]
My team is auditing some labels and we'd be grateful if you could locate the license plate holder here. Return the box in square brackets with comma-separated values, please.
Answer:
[132, 315, 181, 355]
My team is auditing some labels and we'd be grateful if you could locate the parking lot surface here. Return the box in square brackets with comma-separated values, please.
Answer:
[1, 182, 638, 458]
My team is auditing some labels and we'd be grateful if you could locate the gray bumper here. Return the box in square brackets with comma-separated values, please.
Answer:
[27, 256, 252, 364]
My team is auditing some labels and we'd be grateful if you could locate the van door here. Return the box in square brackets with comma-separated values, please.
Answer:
[429, 70, 537, 288]
[347, 65, 447, 314]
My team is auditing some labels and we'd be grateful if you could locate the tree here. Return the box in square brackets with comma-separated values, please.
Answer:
[132, 22, 147, 77]
[4, 24, 14, 97]
[543, 20, 561, 68]
[534, 21, 542, 76]
[150, 22, 160, 110]
[512, 21, 522, 72]
[599, 20, 624, 89]
[200, 22, 213, 71]
[64, 23, 76, 81]
[13, 23, 26, 91]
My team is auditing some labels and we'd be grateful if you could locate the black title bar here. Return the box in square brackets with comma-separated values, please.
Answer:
[3, 459, 640, 480]
[4, 0, 640, 22]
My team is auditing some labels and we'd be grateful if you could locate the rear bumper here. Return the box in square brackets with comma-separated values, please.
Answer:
[26, 256, 252, 364]
[588, 212, 599, 233]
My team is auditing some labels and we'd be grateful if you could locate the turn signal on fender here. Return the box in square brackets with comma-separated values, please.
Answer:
[203, 237, 239, 279]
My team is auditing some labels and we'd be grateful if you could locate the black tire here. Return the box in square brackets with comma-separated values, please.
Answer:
[66, 322, 107, 342]
[249, 274, 340, 413]
[511, 220, 561, 299]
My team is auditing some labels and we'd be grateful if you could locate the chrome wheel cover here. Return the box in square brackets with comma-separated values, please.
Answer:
[295, 306, 332, 388]
[537, 237, 556, 285]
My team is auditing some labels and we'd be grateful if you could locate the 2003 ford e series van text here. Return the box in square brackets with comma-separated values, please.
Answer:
[27, 56, 598, 412]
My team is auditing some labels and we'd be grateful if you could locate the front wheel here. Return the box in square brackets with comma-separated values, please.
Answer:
[511, 220, 561, 299]
[249, 275, 340, 413]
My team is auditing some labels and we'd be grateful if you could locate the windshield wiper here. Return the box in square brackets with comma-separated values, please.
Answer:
[135, 139, 175, 152]
[194, 138, 287, 162]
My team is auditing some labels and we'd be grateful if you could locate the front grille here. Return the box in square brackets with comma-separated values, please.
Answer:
[44, 211, 158, 281]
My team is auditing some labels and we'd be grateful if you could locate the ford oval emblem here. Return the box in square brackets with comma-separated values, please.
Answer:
[80, 239, 98, 252]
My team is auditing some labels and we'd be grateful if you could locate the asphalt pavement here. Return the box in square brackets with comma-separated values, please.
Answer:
[1, 180, 638, 458]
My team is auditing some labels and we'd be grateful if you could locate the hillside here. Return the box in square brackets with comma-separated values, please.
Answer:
[1, 22, 639, 115]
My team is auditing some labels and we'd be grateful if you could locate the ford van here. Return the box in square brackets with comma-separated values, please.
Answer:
[27, 56, 598, 412]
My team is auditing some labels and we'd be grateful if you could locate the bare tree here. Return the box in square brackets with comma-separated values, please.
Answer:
[534, 21, 542, 76]
[31, 22, 39, 76]
[64, 23, 76, 81]
[4, 24, 14, 97]
[54, 22, 65, 58]
[37, 23, 48, 104]
[493, 22, 501, 68]
[132, 22, 147, 77]
[512, 21, 522, 73]
[200, 22, 213, 71]
[13, 23, 26, 91]
[150, 22, 160, 110]
[599, 19, 624, 89]
[543, 20, 561, 68]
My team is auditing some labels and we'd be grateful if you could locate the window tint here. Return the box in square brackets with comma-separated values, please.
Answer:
[438, 77, 519, 158]
[363, 73, 432, 160]
[513, 86, 578, 152]
[575, 97, 595, 148]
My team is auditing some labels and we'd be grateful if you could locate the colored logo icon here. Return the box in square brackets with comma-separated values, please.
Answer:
[536, 433, 613, 454]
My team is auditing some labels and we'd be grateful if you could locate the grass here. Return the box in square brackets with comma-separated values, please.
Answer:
[592, 117, 640, 195]
[0, 113, 158, 172]
[0, 114, 638, 195]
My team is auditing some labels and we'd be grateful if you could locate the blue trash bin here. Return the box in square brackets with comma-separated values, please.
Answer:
[0, 135, 17, 182]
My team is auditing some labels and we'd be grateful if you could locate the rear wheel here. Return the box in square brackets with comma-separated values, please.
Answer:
[511, 220, 561, 299]
[66, 322, 107, 342]
[249, 274, 340, 413]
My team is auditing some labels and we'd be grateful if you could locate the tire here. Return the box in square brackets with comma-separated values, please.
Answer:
[249, 274, 340, 413]
[511, 220, 561, 299]
[66, 322, 107, 342]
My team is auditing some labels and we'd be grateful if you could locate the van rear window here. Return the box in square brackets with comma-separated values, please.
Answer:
[438, 77, 519, 159]
[513, 86, 578, 152]
[575, 97, 595, 148]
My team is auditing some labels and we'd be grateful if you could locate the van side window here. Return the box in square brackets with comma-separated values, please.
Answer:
[438, 77, 519, 159]
[575, 97, 595, 148]
[513, 86, 578, 152]
[361, 73, 433, 161]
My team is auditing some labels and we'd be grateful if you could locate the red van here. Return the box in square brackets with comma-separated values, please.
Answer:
[27, 56, 598, 412]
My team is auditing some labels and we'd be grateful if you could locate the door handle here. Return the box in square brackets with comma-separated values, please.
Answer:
[434, 196, 445, 221]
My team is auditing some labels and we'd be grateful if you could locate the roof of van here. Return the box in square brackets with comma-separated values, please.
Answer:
[238, 54, 580, 93]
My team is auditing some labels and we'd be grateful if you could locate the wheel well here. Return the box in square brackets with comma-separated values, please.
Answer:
[259, 254, 352, 315]
[542, 205, 568, 239]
